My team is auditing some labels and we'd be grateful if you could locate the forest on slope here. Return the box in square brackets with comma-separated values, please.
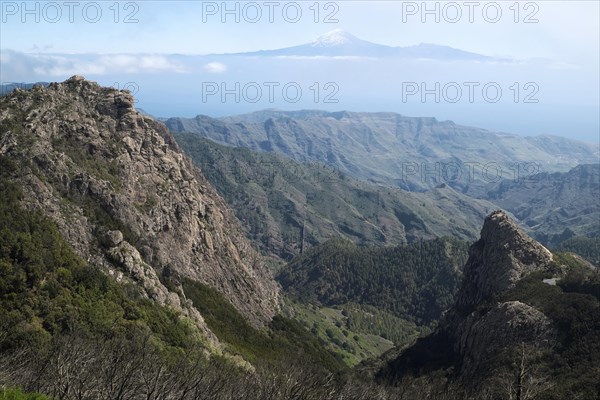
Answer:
[174, 132, 493, 260]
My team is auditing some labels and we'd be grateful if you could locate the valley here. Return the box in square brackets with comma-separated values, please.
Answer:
[0, 78, 598, 400]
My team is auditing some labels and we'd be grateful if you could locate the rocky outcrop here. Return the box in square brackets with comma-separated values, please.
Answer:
[456, 210, 553, 309]
[377, 211, 563, 383]
[0, 77, 281, 332]
[453, 301, 554, 376]
[435, 211, 557, 377]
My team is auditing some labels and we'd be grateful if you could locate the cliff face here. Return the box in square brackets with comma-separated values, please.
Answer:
[440, 211, 554, 374]
[377, 210, 567, 384]
[452, 300, 555, 377]
[0, 76, 280, 329]
[456, 210, 554, 310]
[446, 211, 556, 375]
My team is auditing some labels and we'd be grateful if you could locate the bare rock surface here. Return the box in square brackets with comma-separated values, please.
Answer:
[454, 300, 554, 376]
[435, 211, 558, 377]
[456, 210, 553, 309]
[0, 77, 281, 336]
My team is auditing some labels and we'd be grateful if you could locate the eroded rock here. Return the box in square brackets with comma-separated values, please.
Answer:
[456, 210, 553, 309]
[0, 76, 281, 340]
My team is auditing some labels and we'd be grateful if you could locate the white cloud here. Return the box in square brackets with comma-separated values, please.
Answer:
[32, 54, 107, 76]
[203, 62, 227, 73]
[105, 55, 189, 73]
[0, 51, 189, 78]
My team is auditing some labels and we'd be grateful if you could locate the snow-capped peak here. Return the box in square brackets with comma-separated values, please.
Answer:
[311, 29, 358, 47]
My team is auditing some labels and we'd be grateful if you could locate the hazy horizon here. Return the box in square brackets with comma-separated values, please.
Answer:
[2, 1, 599, 142]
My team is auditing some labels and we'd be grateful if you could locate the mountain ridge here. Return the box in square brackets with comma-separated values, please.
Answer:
[173, 132, 497, 260]
[2, 77, 598, 400]
[165, 110, 599, 193]
[469, 163, 600, 244]
[0, 76, 281, 331]
[376, 211, 600, 398]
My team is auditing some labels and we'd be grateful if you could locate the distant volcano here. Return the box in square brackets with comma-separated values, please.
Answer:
[226, 29, 497, 60]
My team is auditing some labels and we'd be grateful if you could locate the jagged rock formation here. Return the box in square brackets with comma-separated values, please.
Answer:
[447, 211, 556, 376]
[377, 210, 577, 386]
[0, 76, 280, 331]
[453, 300, 555, 377]
[456, 210, 554, 309]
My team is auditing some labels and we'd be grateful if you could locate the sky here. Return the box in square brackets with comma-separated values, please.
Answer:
[1, 1, 597, 61]
[1, 1, 599, 142]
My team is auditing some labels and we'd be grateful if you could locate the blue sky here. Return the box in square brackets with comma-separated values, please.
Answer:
[2, 1, 597, 60]
[1, 1, 599, 142]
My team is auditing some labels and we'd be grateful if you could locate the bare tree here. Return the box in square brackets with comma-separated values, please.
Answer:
[483, 342, 554, 400]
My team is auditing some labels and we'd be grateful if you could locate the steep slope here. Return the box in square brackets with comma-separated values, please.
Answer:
[276, 237, 469, 366]
[0, 76, 280, 329]
[455, 211, 554, 309]
[377, 211, 600, 399]
[173, 132, 496, 260]
[0, 159, 348, 395]
[0, 162, 213, 353]
[279, 238, 470, 327]
[165, 111, 598, 192]
[470, 164, 600, 245]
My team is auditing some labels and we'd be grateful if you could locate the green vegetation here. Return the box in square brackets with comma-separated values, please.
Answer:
[279, 237, 469, 327]
[380, 255, 600, 400]
[2, 84, 597, 399]
[52, 137, 123, 191]
[0, 153, 345, 371]
[495, 266, 600, 398]
[342, 303, 423, 345]
[173, 132, 490, 260]
[0, 388, 50, 400]
[181, 278, 345, 371]
[0, 389, 49, 400]
[0, 154, 357, 398]
[287, 302, 397, 366]
[0, 157, 203, 353]
[554, 236, 600, 267]
[0, 97, 26, 136]
[275, 237, 468, 365]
